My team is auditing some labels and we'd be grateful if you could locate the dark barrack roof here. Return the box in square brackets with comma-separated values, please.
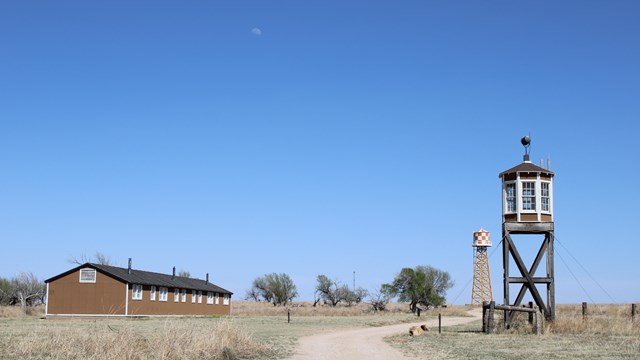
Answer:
[46, 263, 232, 295]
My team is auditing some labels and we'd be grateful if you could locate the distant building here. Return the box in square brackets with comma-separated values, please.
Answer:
[45, 262, 232, 317]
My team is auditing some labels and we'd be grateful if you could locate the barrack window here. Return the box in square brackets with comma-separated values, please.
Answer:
[132, 284, 143, 300]
[159, 287, 168, 301]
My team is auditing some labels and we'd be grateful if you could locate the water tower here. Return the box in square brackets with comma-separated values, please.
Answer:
[499, 136, 555, 324]
[471, 228, 493, 305]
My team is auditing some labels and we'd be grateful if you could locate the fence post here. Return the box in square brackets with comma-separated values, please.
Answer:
[438, 313, 442, 334]
[534, 310, 541, 335]
[632, 304, 637, 323]
[528, 301, 534, 324]
[582, 302, 588, 321]
[482, 301, 488, 333]
[488, 301, 495, 334]
[287, 309, 290, 324]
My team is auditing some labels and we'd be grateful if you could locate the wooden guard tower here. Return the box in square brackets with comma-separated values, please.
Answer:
[499, 136, 555, 324]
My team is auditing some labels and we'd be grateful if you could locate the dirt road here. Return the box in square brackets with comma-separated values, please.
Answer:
[290, 308, 482, 360]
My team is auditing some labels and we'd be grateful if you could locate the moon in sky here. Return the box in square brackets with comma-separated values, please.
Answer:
[251, 28, 262, 36]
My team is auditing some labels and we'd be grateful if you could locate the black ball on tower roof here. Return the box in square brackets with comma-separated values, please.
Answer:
[521, 136, 531, 146]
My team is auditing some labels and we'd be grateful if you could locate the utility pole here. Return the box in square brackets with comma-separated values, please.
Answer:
[353, 271, 356, 291]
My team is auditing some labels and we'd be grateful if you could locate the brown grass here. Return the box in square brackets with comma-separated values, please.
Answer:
[0, 314, 273, 359]
[549, 303, 640, 336]
[233, 301, 407, 317]
[1, 302, 462, 359]
[0, 302, 530, 359]
[387, 303, 640, 359]
[0, 302, 435, 359]
[0, 305, 44, 318]
[233, 300, 470, 318]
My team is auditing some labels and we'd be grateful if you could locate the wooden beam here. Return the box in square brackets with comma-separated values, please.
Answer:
[508, 277, 552, 283]
[502, 228, 511, 326]
[505, 234, 546, 311]
[492, 304, 538, 313]
[546, 232, 555, 320]
[511, 235, 550, 308]
[504, 222, 553, 233]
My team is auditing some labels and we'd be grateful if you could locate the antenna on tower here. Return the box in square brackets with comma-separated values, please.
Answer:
[547, 155, 551, 170]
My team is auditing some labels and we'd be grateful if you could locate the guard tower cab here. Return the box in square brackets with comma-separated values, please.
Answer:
[499, 136, 554, 223]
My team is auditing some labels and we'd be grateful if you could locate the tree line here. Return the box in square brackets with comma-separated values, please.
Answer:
[246, 265, 453, 312]
[1, 253, 453, 314]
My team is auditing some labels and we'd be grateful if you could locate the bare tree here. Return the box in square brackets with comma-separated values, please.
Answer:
[67, 253, 90, 265]
[177, 270, 191, 278]
[245, 286, 261, 301]
[68, 251, 113, 266]
[369, 290, 391, 312]
[344, 286, 369, 306]
[94, 252, 112, 266]
[316, 275, 365, 306]
[248, 276, 273, 304]
[12, 272, 45, 308]
[354, 287, 369, 304]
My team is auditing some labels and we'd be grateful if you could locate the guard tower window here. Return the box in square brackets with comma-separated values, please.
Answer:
[505, 183, 516, 212]
[522, 181, 536, 211]
[541, 182, 550, 212]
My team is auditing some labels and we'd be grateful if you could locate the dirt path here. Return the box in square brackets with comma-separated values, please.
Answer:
[290, 308, 483, 360]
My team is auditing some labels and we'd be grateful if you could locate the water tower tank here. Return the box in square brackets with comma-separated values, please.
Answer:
[473, 229, 491, 247]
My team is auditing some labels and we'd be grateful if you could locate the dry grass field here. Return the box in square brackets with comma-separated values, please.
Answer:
[387, 303, 640, 359]
[0, 308, 270, 359]
[1, 302, 638, 359]
[0, 302, 453, 359]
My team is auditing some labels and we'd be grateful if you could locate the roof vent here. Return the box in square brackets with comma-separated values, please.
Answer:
[128, 258, 132, 275]
[172, 266, 176, 280]
[206, 273, 209, 285]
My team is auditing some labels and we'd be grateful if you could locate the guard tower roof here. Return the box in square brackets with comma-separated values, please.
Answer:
[499, 162, 554, 178]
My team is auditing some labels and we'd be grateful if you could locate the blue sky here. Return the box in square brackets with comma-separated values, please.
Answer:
[1, 1, 638, 305]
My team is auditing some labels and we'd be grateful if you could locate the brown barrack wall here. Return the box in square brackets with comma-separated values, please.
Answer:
[47, 269, 126, 315]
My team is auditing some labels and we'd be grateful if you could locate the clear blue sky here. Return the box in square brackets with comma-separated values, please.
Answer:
[1, 1, 638, 305]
